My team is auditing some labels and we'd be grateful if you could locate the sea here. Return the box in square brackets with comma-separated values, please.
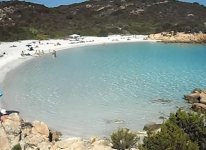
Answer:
[2, 42, 206, 138]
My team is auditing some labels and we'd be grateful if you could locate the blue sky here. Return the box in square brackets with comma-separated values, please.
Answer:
[183, 0, 206, 5]
[18, 0, 85, 7]
[2, 0, 206, 7]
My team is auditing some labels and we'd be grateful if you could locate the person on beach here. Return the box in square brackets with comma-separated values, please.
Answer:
[52, 50, 57, 58]
[29, 47, 34, 51]
[0, 108, 19, 122]
[0, 52, 7, 57]
[0, 109, 6, 116]
[0, 109, 7, 122]
[35, 50, 41, 56]
[35, 50, 38, 55]
[21, 51, 24, 57]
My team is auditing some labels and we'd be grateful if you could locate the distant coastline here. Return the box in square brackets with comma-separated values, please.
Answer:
[148, 32, 206, 43]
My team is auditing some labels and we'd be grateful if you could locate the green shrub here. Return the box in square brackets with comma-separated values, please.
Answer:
[139, 109, 206, 150]
[169, 109, 206, 150]
[140, 121, 199, 150]
[111, 128, 139, 150]
[12, 143, 22, 150]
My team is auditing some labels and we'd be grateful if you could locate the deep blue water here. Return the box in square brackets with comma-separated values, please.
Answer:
[2, 42, 206, 137]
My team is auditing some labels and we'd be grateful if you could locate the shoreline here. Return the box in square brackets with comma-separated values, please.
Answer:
[0, 112, 147, 150]
[0, 35, 156, 86]
[1, 34, 205, 138]
[0, 35, 157, 138]
[1, 34, 204, 145]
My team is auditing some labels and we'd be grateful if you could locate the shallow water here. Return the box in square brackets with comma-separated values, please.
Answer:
[2, 42, 206, 138]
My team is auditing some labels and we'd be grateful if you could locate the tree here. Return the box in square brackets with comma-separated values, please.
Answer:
[140, 109, 206, 150]
[169, 109, 206, 150]
[140, 121, 199, 150]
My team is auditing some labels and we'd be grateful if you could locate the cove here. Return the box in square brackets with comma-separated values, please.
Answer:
[2, 42, 206, 138]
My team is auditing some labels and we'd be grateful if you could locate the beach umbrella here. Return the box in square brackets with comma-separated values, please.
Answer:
[26, 44, 32, 47]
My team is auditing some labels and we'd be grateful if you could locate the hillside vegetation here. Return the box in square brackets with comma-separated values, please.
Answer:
[0, 0, 206, 41]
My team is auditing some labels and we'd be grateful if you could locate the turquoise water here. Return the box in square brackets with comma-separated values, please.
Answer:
[2, 42, 206, 138]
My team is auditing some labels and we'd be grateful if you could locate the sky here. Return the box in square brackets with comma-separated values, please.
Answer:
[26, 0, 85, 7]
[183, 0, 206, 5]
[1, 0, 206, 7]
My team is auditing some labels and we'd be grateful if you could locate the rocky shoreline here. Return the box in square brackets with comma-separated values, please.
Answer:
[184, 88, 206, 112]
[1, 88, 206, 150]
[148, 32, 206, 43]
[0, 113, 145, 150]
[0, 113, 162, 150]
[0, 113, 114, 150]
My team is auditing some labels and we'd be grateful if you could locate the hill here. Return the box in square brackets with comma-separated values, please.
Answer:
[0, 0, 206, 41]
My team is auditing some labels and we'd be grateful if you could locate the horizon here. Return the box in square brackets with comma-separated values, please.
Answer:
[1, 0, 206, 7]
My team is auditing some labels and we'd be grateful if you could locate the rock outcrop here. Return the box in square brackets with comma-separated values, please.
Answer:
[184, 89, 206, 112]
[191, 103, 206, 112]
[143, 122, 161, 132]
[0, 124, 10, 150]
[148, 32, 206, 43]
[0, 113, 117, 150]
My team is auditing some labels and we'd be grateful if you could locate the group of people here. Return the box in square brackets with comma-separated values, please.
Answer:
[21, 51, 31, 57]
[21, 50, 57, 57]
[34, 50, 45, 56]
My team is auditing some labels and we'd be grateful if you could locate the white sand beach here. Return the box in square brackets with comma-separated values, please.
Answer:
[0, 35, 156, 85]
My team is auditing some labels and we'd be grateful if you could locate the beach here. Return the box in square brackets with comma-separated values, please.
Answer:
[0, 35, 154, 86]
[1, 35, 206, 149]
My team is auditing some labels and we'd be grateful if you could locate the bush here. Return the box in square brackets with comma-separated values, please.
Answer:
[111, 128, 139, 150]
[140, 121, 199, 150]
[169, 109, 206, 150]
[12, 144, 22, 150]
[140, 109, 205, 150]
